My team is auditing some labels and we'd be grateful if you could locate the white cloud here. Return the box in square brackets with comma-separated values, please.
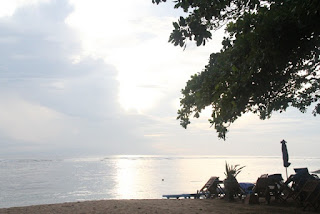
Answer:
[0, 0, 158, 156]
[65, 0, 225, 112]
[0, 0, 319, 158]
[0, 93, 67, 143]
[0, 0, 50, 17]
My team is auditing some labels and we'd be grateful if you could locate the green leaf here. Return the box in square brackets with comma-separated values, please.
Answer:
[153, 0, 320, 139]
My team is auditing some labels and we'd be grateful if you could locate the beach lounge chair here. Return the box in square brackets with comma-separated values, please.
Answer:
[278, 181, 294, 203]
[277, 167, 319, 206]
[162, 176, 224, 199]
[253, 174, 282, 204]
[283, 168, 317, 202]
[239, 182, 255, 195]
[294, 179, 320, 210]
[197, 176, 224, 198]
[292, 168, 312, 192]
[303, 181, 320, 211]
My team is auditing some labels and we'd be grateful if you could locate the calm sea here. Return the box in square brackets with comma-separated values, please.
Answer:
[0, 155, 319, 208]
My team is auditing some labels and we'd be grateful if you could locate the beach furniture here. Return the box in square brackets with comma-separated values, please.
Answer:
[253, 174, 282, 204]
[277, 167, 320, 208]
[235, 182, 255, 204]
[162, 193, 202, 199]
[239, 182, 255, 195]
[292, 168, 313, 192]
[162, 176, 223, 199]
[197, 176, 224, 198]
[297, 179, 320, 211]
[305, 182, 320, 211]
[277, 181, 294, 203]
[281, 172, 306, 203]
[282, 168, 318, 202]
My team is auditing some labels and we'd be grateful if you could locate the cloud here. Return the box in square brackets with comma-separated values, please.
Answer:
[0, 93, 65, 143]
[0, 0, 319, 158]
[0, 0, 156, 157]
[65, 0, 225, 113]
[0, 0, 50, 17]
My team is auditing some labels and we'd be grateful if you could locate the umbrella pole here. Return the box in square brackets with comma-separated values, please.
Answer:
[286, 167, 288, 179]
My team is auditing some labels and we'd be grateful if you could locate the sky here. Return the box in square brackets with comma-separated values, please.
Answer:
[0, 0, 319, 158]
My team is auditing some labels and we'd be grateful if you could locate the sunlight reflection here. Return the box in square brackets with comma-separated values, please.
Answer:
[115, 158, 137, 198]
[110, 156, 284, 199]
[114, 157, 157, 199]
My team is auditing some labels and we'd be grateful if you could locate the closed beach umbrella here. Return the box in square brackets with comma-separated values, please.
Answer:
[281, 140, 291, 167]
[281, 139, 291, 178]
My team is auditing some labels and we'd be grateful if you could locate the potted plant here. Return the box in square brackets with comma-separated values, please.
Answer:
[223, 162, 245, 201]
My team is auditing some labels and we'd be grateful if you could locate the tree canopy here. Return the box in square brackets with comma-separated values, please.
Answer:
[153, 0, 320, 139]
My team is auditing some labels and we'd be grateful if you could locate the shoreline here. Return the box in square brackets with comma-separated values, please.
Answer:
[0, 199, 315, 214]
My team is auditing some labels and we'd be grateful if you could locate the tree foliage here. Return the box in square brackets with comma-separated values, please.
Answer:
[153, 0, 320, 139]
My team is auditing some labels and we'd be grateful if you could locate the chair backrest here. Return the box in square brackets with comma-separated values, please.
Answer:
[255, 176, 274, 189]
[199, 176, 220, 192]
[268, 174, 283, 182]
[291, 168, 315, 192]
[294, 168, 309, 175]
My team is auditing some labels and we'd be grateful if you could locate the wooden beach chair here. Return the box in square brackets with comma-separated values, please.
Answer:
[162, 176, 223, 199]
[283, 168, 317, 204]
[304, 183, 320, 211]
[278, 181, 294, 203]
[197, 176, 224, 198]
[253, 174, 282, 204]
[294, 180, 320, 210]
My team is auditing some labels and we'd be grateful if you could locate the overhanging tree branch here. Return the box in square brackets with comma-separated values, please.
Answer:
[154, 0, 320, 139]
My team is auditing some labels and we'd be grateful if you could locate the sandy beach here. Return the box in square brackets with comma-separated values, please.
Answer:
[0, 199, 317, 214]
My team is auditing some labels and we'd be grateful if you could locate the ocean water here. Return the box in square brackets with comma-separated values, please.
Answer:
[0, 155, 319, 208]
